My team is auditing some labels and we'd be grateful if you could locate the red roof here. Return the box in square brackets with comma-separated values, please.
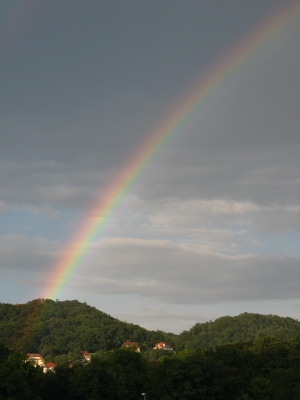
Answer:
[45, 362, 55, 368]
[81, 351, 90, 356]
[121, 342, 139, 348]
[27, 353, 43, 359]
[153, 342, 173, 349]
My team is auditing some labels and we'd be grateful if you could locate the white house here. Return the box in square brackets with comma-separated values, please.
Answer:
[80, 350, 91, 362]
[43, 362, 55, 373]
[27, 353, 45, 367]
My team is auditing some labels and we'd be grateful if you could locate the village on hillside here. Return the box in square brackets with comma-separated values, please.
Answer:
[27, 341, 174, 372]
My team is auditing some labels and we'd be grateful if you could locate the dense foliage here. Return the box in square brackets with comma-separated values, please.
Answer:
[178, 313, 300, 350]
[0, 337, 299, 399]
[0, 299, 169, 356]
[0, 299, 299, 358]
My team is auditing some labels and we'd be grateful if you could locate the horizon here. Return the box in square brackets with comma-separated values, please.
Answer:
[3, 297, 300, 335]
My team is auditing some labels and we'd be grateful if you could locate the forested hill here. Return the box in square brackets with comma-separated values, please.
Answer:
[0, 299, 170, 357]
[178, 312, 300, 350]
[0, 299, 299, 358]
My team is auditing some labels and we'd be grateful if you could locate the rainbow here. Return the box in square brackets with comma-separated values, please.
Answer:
[44, 2, 300, 299]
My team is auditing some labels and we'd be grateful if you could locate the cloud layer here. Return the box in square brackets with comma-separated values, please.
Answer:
[1, 235, 298, 306]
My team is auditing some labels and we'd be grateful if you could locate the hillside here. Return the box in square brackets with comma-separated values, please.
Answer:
[178, 312, 300, 350]
[0, 299, 299, 357]
[0, 299, 170, 356]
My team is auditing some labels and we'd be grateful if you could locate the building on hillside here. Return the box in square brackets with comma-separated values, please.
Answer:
[43, 362, 55, 373]
[80, 350, 91, 362]
[153, 342, 174, 351]
[27, 353, 45, 366]
[121, 341, 141, 352]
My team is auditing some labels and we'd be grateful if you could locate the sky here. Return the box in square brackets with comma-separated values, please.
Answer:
[0, 0, 299, 334]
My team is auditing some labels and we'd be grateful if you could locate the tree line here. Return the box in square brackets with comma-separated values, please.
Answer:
[0, 299, 299, 358]
[0, 336, 299, 400]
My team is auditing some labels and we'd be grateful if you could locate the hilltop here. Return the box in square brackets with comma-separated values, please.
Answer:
[0, 299, 299, 357]
[0, 299, 170, 356]
[179, 312, 300, 350]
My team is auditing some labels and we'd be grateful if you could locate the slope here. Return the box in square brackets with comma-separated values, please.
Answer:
[0, 299, 170, 356]
[178, 312, 300, 350]
[0, 299, 299, 357]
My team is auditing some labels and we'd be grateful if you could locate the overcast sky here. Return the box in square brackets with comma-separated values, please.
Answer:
[1, 0, 299, 333]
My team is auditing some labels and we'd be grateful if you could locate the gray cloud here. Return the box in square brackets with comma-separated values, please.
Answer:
[112, 306, 223, 333]
[0, 160, 112, 209]
[2, 234, 298, 305]
[1, 2, 298, 191]
[0, 21, 298, 216]
[0, 202, 9, 213]
[0, 235, 59, 275]
[145, 199, 300, 232]
[71, 238, 300, 304]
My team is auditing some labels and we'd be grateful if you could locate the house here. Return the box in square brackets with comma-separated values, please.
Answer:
[80, 350, 91, 362]
[43, 362, 55, 373]
[153, 342, 174, 351]
[121, 341, 141, 352]
[27, 353, 45, 366]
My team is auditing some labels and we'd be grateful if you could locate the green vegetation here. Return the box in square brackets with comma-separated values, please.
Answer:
[0, 337, 299, 399]
[0, 299, 171, 356]
[0, 299, 299, 398]
[0, 299, 299, 358]
[178, 313, 300, 350]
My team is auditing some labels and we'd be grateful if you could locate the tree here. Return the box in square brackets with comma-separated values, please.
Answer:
[105, 349, 147, 399]
[0, 351, 44, 400]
